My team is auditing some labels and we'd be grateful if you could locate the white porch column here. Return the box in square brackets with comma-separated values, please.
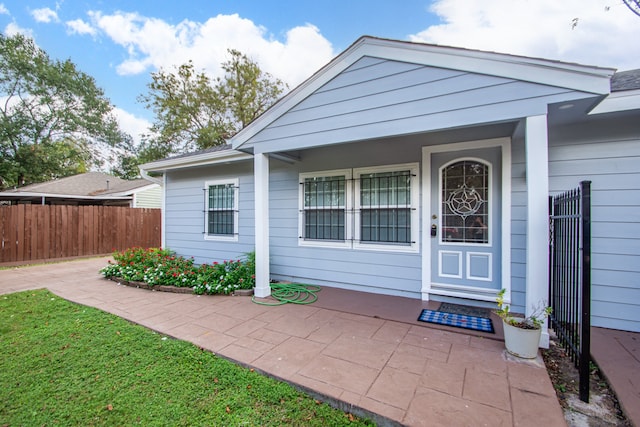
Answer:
[254, 153, 271, 298]
[525, 115, 550, 348]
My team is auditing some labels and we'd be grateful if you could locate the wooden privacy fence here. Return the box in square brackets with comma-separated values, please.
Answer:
[0, 205, 161, 266]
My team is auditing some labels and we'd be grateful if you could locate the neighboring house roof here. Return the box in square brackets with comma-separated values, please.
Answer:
[0, 172, 159, 204]
[590, 69, 640, 115]
[611, 69, 640, 92]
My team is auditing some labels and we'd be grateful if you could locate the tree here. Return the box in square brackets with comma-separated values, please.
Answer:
[0, 34, 128, 189]
[135, 49, 287, 162]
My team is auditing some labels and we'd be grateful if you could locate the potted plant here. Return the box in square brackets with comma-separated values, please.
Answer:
[496, 289, 552, 359]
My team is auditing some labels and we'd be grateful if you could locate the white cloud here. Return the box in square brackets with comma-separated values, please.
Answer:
[4, 22, 34, 38]
[83, 11, 334, 89]
[410, 0, 640, 71]
[31, 7, 59, 23]
[112, 107, 151, 145]
[0, 4, 9, 15]
[66, 19, 97, 36]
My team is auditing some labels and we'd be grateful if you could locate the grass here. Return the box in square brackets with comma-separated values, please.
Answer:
[0, 290, 374, 426]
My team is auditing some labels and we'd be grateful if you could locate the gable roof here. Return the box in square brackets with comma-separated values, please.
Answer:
[0, 172, 158, 204]
[230, 36, 615, 151]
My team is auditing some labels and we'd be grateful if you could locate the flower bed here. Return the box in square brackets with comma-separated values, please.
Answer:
[100, 247, 255, 295]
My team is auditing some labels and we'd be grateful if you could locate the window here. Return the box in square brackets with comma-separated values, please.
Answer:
[299, 163, 419, 252]
[299, 170, 351, 248]
[205, 179, 238, 241]
[354, 164, 419, 251]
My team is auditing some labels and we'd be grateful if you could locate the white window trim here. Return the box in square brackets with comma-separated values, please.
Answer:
[353, 163, 420, 253]
[298, 164, 420, 253]
[204, 178, 239, 242]
[298, 169, 352, 249]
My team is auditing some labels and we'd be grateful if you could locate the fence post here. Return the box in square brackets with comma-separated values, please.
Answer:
[579, 180, 592, 402]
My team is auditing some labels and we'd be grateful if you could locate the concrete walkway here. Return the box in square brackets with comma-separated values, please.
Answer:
[0, 257, 566, 427]
[591, 327, 640, 426]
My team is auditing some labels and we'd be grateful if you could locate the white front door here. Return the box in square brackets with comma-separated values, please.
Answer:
[422, 139, 510, 303]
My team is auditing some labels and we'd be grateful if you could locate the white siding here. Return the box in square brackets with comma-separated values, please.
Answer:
[133, 185, 162, 208]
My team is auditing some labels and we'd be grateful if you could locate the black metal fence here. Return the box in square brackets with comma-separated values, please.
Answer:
[548, 180, 592, 402]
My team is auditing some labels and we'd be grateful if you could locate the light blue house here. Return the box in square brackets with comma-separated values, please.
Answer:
[141, 37, 640, 343]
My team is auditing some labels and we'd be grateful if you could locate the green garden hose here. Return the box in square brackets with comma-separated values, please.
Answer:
[252, 283, 321, 306]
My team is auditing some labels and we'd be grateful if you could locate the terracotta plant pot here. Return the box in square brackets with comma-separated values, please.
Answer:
[502, 320, 542, 359]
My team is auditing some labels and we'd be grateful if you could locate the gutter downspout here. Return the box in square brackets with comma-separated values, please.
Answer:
[139, 167, 163, 186]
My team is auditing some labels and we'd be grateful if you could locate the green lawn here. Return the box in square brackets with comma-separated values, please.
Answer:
[0, 290, 373, 426]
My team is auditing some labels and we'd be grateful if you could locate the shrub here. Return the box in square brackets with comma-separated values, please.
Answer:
[100, 248, 255, 295]
[193, 254, 256, 295]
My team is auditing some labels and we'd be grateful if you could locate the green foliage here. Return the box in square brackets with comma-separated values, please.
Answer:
[101, 247, 256, 294]
[0, 290, 373, 426]
[496, 288, 552, 329]
[0, 34, 129, 189]
[126, 49, 287, 176]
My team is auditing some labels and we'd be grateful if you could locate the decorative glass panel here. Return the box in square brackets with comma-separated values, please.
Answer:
[441, 161, 488, 243]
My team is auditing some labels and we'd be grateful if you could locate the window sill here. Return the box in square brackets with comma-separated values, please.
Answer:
[353, 241, 420, 253]
[204, 235, 238, 242]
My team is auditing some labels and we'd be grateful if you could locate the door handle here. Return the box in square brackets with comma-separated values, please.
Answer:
[431, 224, 437, 237]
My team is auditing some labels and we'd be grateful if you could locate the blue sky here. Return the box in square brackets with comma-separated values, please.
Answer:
[1, 0, 639, 144]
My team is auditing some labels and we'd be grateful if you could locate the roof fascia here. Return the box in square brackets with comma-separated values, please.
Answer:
[0, 192, 132, 200]
[590, 89, 640, 115]
[231, 37, 615, 150]
[140, 149, 253, 173]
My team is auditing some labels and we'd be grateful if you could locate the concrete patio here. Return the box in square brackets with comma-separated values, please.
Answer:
[0, 257, 568, 426]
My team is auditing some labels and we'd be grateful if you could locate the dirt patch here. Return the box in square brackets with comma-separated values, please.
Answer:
[542, 337, 632, 426]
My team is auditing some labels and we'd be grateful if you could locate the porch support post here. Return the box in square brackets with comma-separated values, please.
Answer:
[254, 153, 271, 298]
[525, 115, 550, 348]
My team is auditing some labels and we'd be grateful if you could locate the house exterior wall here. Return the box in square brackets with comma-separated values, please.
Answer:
[547, 113, 640, 332]
[133, 185, 162, 208]
[243, 57, 594, 154]
[267, 138, 425, 298]
[163, 162, 255, 264]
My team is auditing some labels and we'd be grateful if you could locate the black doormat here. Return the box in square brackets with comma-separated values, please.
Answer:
[438, 302, 492, 319]
[418, 309, 494, 333]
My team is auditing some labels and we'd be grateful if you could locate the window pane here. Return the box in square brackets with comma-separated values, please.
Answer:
[359, 170, 412, 244]
[208, 183, 235, 236]
[303, 175, 346, 241]
[360, 208, 411, 243]
[304, 209, 345, 240]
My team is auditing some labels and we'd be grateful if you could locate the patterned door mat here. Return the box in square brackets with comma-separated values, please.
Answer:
[438, 302, 492, 319]
[417, 309, 494, 333]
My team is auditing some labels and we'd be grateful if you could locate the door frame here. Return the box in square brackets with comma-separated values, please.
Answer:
[421, 137, 512, 303]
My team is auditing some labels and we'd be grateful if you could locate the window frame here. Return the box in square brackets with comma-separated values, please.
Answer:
[298, 163, 420, 253]
[298, 169, 352, 249]
[204, 178, 239, 242]
[354, 163, 420, 253]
